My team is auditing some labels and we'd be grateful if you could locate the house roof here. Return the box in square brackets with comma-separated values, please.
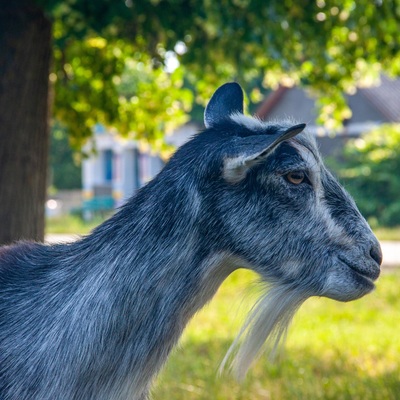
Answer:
[255, 86, 288, 119]
[361, 75, 400, 123]
[256, 75, 400, 124]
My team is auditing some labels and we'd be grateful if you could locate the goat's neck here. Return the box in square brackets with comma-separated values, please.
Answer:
[79, 191, 239, 394]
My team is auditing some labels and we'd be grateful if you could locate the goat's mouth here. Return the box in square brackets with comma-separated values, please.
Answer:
[338, 255, 380, 284]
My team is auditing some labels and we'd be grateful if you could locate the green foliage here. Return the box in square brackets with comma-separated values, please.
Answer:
[52, 20, 193, 151]
[338, 124, 400, 227]
[49, 124, 81, 190]
[34, 0, 400, 149]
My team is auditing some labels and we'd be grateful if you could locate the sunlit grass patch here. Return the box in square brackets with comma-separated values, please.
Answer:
[46, 214, 107, 234]
[374, 226, 400, 241]
[154, 269, 400, 399]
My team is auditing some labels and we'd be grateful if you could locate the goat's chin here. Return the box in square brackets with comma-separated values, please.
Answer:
[322, 267, 376, 302]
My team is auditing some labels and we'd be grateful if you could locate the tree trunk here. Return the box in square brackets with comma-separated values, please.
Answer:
[0, 2, 52, 244]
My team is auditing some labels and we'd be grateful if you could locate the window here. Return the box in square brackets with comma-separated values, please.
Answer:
[104, 150, 113, 182]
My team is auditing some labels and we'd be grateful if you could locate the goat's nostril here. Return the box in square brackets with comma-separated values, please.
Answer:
[370, 245, 383, 266]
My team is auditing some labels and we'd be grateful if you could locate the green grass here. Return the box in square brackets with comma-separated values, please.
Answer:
[45, 214, 108, 234]
[153, 269, 400, 399]
[374, 227, 400, 241]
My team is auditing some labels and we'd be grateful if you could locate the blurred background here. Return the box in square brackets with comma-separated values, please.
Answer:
[1, 1, 400, 398]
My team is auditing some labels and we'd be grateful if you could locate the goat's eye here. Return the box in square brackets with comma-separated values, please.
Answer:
[285, 171, 305, 185]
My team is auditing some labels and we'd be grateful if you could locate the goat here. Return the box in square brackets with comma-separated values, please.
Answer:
[0, 82, 382, 400]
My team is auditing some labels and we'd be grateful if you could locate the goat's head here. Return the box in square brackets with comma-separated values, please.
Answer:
[171, 83, 382, 376]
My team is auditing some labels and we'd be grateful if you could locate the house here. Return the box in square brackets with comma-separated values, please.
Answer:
[82, 125, 164, 216]
[255, 75, 400, 157]
[81, 123, 199, 216]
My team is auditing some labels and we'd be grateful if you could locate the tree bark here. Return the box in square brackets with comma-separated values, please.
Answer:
[0, 2, 52, 244]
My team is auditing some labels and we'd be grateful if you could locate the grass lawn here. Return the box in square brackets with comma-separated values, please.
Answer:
[45, 215, 109, 234]
[373, 227, 400, 241]
[153, 268, 400, 400]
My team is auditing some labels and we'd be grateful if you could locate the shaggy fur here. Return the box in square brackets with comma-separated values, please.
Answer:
[0, 83, 382, 399]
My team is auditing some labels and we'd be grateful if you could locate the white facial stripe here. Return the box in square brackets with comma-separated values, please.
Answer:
[290, 140, 352, 244]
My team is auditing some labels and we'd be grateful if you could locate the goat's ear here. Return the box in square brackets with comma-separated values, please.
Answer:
[223, 123, 306, 183]
[204, 82, 244, 129]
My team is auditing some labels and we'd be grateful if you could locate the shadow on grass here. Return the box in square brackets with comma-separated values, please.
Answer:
[154, 337, 400, 400]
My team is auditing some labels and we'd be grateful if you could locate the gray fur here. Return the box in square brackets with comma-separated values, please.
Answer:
[0, 83, 381, 399]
